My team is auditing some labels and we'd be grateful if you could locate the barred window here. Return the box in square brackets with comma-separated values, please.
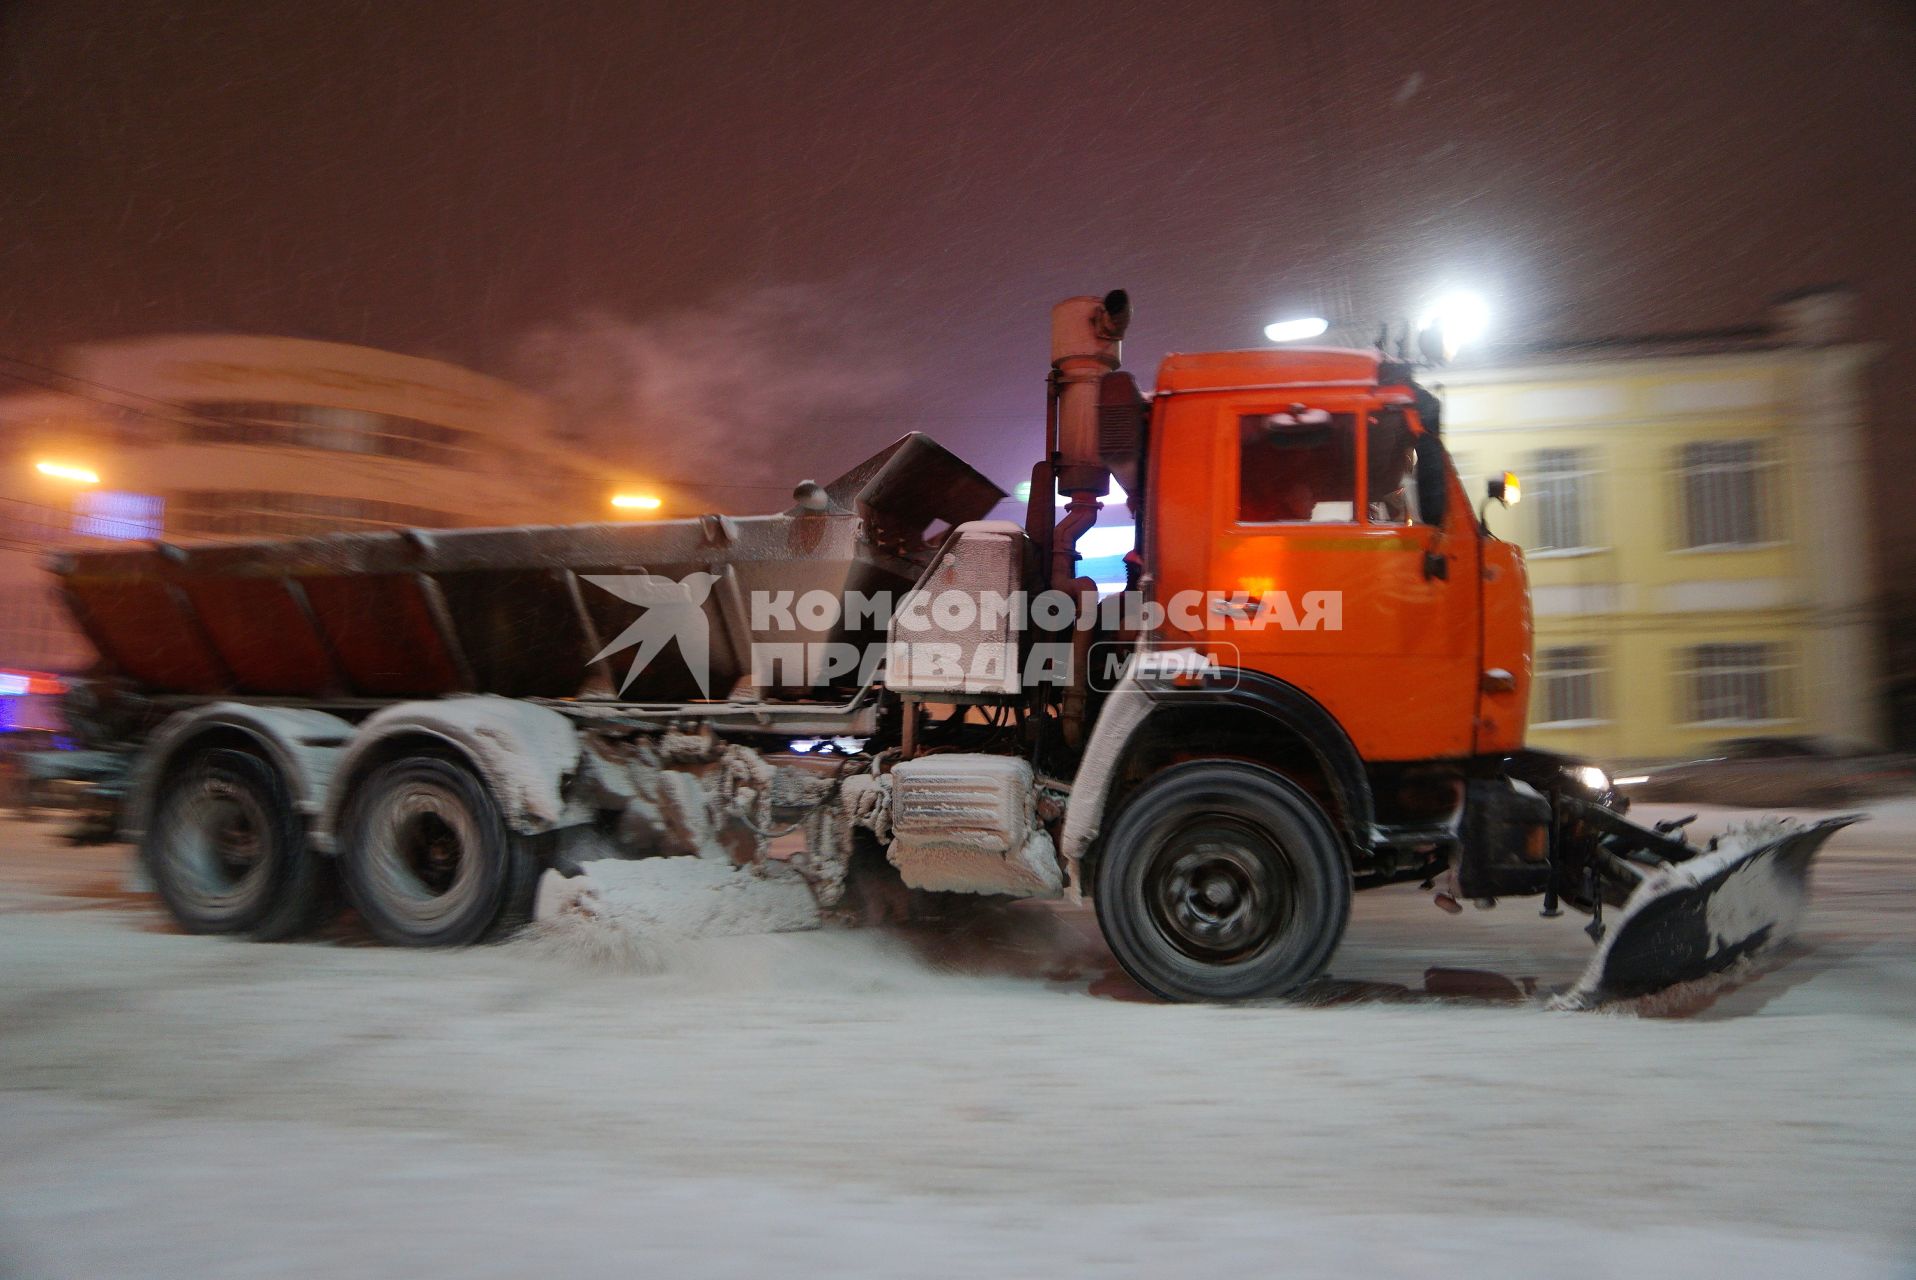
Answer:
[180, 401, 479, 468]
[73, 490, 165, 541]
[1684, 643, 1788, 724]
[1536, 645, 1604, 725]
[167, 490, 466, 540]
[1678, 440, 1774, 549]
[1528, 447, 1595, 551]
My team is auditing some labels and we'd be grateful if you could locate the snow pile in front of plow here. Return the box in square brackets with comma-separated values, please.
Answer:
[1552, 817, 1807, 1011]
[520, 856, 822, 972]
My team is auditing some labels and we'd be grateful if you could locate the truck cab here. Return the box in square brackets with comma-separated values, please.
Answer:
[1046, 313, 1586, 1001]
[1142, 347, 1530, 763]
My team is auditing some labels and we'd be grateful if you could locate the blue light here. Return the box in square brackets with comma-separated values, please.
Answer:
[74, 491, 164, 541]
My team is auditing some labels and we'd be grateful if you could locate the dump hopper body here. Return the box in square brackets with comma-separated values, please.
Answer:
[53, 433, 1003, 704]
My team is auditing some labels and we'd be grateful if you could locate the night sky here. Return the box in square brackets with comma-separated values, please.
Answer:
[5, 1, 1915, 569]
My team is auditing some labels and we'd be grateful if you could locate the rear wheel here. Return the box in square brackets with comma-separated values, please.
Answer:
[339, 755, 539, 946]
[144, 746, 327, 939]
[1093, 761, 1350, 1002]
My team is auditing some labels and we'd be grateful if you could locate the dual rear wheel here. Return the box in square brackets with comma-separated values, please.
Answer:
[337, 755, 540, 946]
[143, 747, 537, 946]
[145, 747, 328, 940]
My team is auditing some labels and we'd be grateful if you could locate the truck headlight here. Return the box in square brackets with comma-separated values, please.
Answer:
[1571, 764, 1610, 794]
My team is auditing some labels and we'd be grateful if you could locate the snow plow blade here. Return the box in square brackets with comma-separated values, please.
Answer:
[1556, 816, 1862, 1009]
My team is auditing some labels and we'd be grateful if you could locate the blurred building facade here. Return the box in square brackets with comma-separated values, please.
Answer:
[0, 334, 619, 700]
[1437, 287, 1881, 761]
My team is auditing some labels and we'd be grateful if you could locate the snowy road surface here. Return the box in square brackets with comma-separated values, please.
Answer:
[2, 803, 1913, 1277]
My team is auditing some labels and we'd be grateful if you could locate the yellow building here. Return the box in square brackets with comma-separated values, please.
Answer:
[1435, 287, 1881, 761]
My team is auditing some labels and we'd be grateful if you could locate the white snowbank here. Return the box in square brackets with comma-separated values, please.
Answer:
[566, 856, 821, 937]
[521, 872, 664, 972]
[519, 854, 823, 972]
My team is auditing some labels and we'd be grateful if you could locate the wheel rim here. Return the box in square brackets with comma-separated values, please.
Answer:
[360, 778, 486, 926]
[162, 770, 273, 910]
[1144, 817, 1296, 964]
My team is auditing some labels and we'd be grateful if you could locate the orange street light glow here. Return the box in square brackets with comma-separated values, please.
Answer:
[611, 493, 663, 511]
[35, 461, 100, 484]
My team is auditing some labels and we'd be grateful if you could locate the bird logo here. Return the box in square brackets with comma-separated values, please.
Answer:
[582, 572, 721, 697]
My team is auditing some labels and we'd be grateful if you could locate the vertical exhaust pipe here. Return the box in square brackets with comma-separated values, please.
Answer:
[1045, 289, 1128, 590]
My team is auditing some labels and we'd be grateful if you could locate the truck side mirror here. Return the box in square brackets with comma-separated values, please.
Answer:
[1414, 439, 1450, 527]
[1478, 470, 1521, 534]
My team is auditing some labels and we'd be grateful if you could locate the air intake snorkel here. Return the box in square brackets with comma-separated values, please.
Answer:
[1040, 289, 1130, 591]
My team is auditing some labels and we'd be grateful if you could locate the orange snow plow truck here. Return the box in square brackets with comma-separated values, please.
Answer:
[50, 291, 1854, 1006]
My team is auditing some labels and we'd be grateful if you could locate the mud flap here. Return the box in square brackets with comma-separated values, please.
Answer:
[1553, 816, 1862, 1009]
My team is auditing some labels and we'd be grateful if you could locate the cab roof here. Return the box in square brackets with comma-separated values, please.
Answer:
[1153, 347, 1395, 396]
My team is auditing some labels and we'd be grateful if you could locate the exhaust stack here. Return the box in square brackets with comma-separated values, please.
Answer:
[1046, 290, 1129, 589]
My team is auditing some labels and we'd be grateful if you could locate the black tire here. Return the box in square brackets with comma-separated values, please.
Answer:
[338, 754, 540, 946]
[143, 747, 328, 940]
[1093, 761, 1351, 1002]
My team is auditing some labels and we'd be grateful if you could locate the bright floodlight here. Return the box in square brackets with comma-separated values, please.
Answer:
[35, 460, 99, 484]
[1418, 290, 1490, 359]
[611, 493, 663, 511]
[1264, 316, 1330, 344]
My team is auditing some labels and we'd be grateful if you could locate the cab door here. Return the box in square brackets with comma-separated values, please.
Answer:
[1188, 393, 1481, 763]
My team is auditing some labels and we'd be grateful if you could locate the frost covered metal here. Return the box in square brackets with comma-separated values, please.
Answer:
[888, 755, 1061, 897]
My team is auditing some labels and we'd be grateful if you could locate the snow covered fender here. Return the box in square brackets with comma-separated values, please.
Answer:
[1058, 677, 1152, 868]
[1060, 666, 1376, 877]
[323, 696, 584, 847]
[125, 702, 356, 844]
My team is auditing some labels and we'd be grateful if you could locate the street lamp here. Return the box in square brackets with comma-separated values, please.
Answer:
[34, 460, 99, 485]
[1417, 290, 1491, 361]
[1264, 316, 1330, 344]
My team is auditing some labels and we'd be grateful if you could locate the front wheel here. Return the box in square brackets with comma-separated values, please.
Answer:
[1093, 762, 1350, 1002]
[339, 755, 540, 946]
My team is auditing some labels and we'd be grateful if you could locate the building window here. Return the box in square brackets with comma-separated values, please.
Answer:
[180, 401, 478, 468]
[1536, 645, 1604, 725]
[73, 491, 165, 541]
[1528, 447, 1595, 551]
[1683, 642, 1788, 724]
[167, 490, 467, 540]
[1678, 440, 1775, 549]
